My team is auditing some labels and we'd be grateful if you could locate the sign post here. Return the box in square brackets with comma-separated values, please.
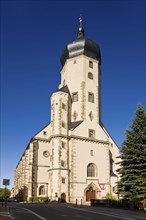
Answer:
[2, 179, 10, 207]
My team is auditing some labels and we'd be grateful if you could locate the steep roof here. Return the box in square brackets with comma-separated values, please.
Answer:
[69, 120, 83, 130]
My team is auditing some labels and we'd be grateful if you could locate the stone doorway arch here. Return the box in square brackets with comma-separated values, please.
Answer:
[61, 193, 66, 202]
[84, 182, 99, 202]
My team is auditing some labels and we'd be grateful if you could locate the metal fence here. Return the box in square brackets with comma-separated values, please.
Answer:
[91, 199, 146, 210]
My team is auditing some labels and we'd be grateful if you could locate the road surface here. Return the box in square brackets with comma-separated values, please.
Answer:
[7, 202, 146, 220]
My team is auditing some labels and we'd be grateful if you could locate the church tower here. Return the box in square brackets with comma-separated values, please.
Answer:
[14, 17, 120, 203]
[60, 16, 101, 124]
[48, 17, 120, 203]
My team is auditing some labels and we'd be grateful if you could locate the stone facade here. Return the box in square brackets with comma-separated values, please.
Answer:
[14, 24, 120, 203]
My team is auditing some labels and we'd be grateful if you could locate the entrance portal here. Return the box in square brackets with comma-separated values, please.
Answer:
[86, 187, 95, 201]
[61, 193, 66, 202]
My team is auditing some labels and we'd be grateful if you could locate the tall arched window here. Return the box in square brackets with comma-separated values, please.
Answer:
[39, 185, 45, 195]
[87, 163, 96, 177]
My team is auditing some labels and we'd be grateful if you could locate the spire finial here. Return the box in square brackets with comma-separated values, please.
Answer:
[79, 14, 83, 28]
[77, 14, 84, 38]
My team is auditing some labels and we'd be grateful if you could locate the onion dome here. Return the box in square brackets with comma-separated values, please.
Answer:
[60, 16, 101, 67]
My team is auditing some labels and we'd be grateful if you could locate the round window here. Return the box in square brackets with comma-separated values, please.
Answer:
[43, 151, 49, 157]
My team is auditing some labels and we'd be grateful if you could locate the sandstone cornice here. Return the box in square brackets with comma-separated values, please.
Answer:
[48, 168, 71, 172]
[33, 134, 109, 145]
[32, 137, 50, 142]
[69, 135, 109, 144]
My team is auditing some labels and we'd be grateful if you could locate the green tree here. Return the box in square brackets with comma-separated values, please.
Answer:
[117, 104, 146, 201]
[0, 188, 11, 200]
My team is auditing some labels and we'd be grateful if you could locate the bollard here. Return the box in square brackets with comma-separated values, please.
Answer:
[80, 199, 82, 208]
[5, 200, 7, 207]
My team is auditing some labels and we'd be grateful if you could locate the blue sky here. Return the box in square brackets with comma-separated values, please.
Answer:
[1, 0, 145, 189]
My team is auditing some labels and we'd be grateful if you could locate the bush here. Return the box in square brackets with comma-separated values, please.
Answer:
[106, 193, 117, 200]
[29, 197, 48, 203]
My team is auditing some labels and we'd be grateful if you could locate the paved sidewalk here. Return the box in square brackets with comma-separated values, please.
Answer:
[0, 206, 11, 220]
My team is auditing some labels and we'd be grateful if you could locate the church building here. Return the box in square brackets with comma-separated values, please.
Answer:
[14, 18, 120, 203]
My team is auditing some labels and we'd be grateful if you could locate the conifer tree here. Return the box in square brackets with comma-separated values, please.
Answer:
[117, 104, 146, 201]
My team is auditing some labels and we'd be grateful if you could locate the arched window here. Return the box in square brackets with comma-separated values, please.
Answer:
[87, 163, 96, 177]
[89, 61, 93, 68]
[39, 185, 45, 195]
[88, 72, 93, 79]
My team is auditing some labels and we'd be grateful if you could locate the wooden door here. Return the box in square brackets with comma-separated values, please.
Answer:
[86, 187, 95, 201]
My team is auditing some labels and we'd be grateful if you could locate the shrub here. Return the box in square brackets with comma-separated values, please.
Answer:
[29, 197, 48, 203]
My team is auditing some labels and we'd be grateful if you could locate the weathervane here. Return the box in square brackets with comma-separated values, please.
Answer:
[77, 14, 84, 38]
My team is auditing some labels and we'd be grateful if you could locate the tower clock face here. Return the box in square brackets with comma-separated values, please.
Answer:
[43, 151, 49, 158]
